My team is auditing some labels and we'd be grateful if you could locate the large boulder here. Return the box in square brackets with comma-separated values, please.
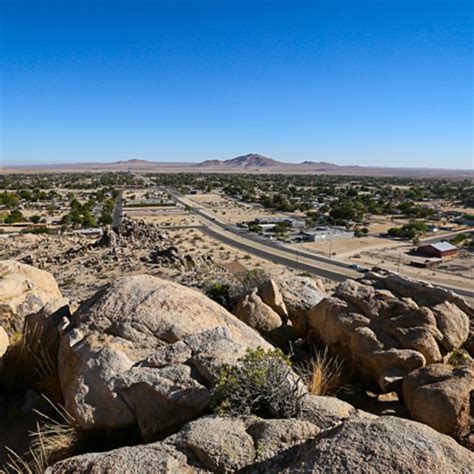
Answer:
[301, 394, 356, 430]
[277, 276, 326, 338]
[58, 275, 273, 436]
[70, 275, 268, 359]
[0, 260, 62, 336]
[170, 416, 318, 470]
[257, 279, 288, 319]
[233, 289, 292, 347]
[308, 275, 471, 391]
[49, 415, 319, 473]
[48, 413, 473, 473]
[263, 416, 474, 473]
[402, 363, 474, 438]
[233, 289, 283, 333]
[46, 442, 200, 473]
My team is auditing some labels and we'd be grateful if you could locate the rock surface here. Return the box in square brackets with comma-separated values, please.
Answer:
[308, 274, 471, 391]
[402, 363, 474, 438]
[48, 415, 319, 473]
[70, 274, 269, 359]
[301, 394, 356, 430]
[233, 289, 283, 333]
[266, 416, 474, 473]
[58, 275, 272, 435]
[0, 260, 62, 335]
[48, 414, 473, 473]
[256, 279, 288, 320]
[233, 289, 292, 346]
[277, 276, 326, 338]
[46, 443, 200, 474]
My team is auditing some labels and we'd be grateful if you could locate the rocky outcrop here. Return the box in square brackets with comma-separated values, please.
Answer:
[402, 363, 474, 438]
[48, 414, 473, 473]
[58, 275, 272, 436]
[301, 394, 356, 430]
[69, 274, 268, 357]
[233, 289, 292, 347]
[257, 279, 288, 319]
[308, 275, 471, 391]
[46, 443, 199, 474]
[0, 260, 62, 335]
[48, 415, 319, 473]
[271, 416, 474, 473]
[277, 275, 326, 338]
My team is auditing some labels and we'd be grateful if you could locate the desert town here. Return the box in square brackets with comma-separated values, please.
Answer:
[1, 170, 473, 301]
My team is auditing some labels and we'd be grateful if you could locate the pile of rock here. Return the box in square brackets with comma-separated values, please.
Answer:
[232, 275, 326, 347]
[0, 261, 472, 472]
[308, 273, 471, 390]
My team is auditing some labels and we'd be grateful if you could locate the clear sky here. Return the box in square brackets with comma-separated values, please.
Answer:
[1, 0, 472, 168]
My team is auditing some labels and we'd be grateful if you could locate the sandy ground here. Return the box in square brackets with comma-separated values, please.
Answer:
[295, 236, 405, 257]
[185, 193, 289, 224]
[350, 244, 474, 292]
[125, 208, 200, 226]
[167, 227, 288, 276]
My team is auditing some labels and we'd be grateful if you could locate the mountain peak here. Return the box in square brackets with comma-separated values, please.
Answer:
[226, 153, 281, 167]
[113, 158, 151, 165]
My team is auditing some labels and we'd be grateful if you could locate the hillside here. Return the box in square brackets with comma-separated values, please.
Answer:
[196, 153, 282, 168]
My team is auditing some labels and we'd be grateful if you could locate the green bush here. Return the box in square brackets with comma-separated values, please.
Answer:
[205, 281, 233, 309]
[213, 348, 304, 419]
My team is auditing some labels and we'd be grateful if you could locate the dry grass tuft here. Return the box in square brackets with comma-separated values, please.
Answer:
[299, 347, 347, 396]
[6, 399, 81, 473]
[1, 324, 62, 404]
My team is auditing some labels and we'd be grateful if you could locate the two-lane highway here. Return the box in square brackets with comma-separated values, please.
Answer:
[166, 188, 474, 300]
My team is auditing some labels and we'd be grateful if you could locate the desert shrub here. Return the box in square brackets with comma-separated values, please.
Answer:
[205, 269, 271, 309]
[213, 347, 305, 418]
[205, 281, 233, 309]
[20, 226, 50, 235]
[297, 347, 347, 396]
[447, 348, 472, 366]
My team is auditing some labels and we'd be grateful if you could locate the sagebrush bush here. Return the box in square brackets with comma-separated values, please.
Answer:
[213, 347, 305, 418]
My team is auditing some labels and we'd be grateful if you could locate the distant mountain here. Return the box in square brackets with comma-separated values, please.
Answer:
[111, 159, 153, 165]
[226, 153, 281, 167]
[4, 154, 472, 179]
[198, 159, 224, 167]
[301, 160, 339, 168]
[196, 153, 282, 168]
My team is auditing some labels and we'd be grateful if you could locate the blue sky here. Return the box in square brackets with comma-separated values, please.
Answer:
[1, 0, 472, 168]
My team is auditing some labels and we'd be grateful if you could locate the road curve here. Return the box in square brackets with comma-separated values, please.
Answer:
[167, 189, 474, 300]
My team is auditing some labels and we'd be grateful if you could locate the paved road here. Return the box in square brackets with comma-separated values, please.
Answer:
[167, 188, 474, 299]
[167, 189, 364, 281]
[200, 225, 350, 281]
[420, 229, 474, 245]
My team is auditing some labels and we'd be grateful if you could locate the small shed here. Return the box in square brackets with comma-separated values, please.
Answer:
[417, 242, 458, 258]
